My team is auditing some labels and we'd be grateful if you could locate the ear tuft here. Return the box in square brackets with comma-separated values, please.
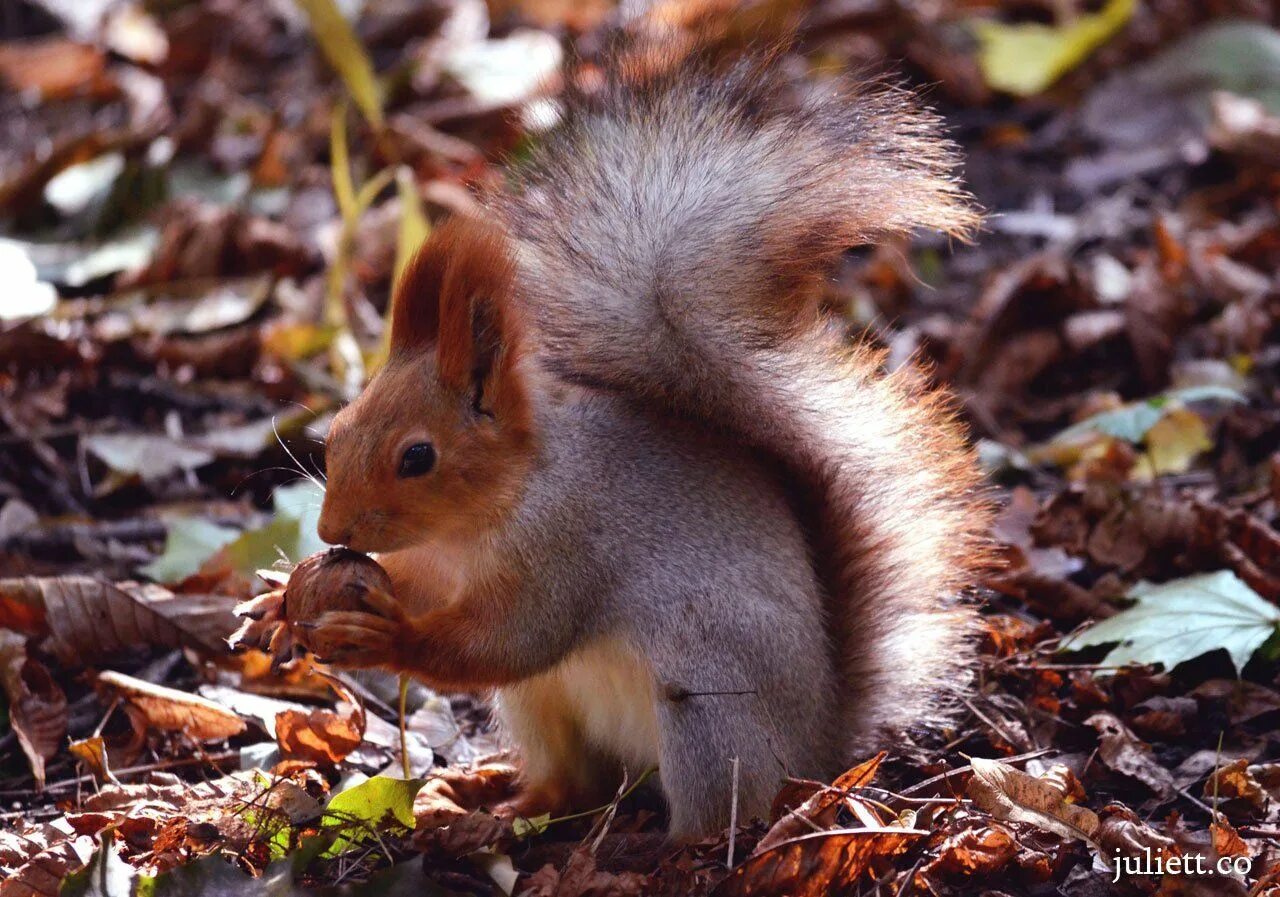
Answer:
[388, 215, 519, 363]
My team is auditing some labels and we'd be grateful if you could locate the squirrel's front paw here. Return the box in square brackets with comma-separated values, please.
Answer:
[297, 583, 409, 669]
[230, 548, 402, 672]
[228, 589, 296, 668]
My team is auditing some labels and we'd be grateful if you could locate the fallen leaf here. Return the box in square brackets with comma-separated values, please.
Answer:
[275, 704, 363, 766]
[920, 824, 1018, 879]
[971, 0, 1135, 96]
[1062, 570, 1280, 674]
[1142, 408, 1213, 477]
[523, 848, 647, 897]
[0, 576, 231, 664]
[717, 828, 920, 897]
[0, 630, 67, 789]
[67, 736, 116, 785]
[0, 38, 106, 99]
[140, 518, 240, 584]
[967, 757, 1101, 846]
[85, 433, 214, 483]
[97, 670, 246, 742]
[444, 29, 563, 108]
[1086, 712, 1177, 797]
[321, 775, 425, 858]
[757, 753, 885, 855]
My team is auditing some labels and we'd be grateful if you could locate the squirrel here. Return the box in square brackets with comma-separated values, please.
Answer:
[300, 50, 990, 840]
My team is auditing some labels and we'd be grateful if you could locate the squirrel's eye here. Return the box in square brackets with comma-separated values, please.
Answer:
[398, 443, 437, 478]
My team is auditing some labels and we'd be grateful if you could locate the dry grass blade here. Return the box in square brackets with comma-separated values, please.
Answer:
[294, 0, 383, 128]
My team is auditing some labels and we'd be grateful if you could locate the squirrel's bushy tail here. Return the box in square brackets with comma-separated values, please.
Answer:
[503, 50, 990, 744]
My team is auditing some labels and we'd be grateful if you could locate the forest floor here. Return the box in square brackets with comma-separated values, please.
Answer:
[4, 0, 1280, 894]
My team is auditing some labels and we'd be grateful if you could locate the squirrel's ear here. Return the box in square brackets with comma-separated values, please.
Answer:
[388, 232, 446, 354]
[431, 218, 525, 418]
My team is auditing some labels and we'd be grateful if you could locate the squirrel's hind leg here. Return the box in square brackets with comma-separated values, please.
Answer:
[494, 677, 618, 820]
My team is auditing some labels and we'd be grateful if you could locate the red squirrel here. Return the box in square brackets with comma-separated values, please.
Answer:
[288, 51, 990, 839]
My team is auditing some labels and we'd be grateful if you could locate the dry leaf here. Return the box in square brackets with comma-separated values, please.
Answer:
[1086, 712, 1177, 797]
[1205, 759, 1270, 817]
[0, 576, 231, 665]
[0, 38, 107, 99]
[756, 753, 886, 855]
[523, 848, 648, 897]
[716, 828, 919, 897]
[0, 822, 97, 897]
[0, 630, 67, 790]
[967, 757, 1101, 846]
[68, 736, 116, 785]
[275, 705, 363, 765]
[97, 670, 246, 742]
[1211, 820, 1250, 858]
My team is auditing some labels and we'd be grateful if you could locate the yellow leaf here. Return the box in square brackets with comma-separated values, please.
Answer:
[1141, 407, 1212, 477]
[295, 0, 383, 127]
[393, 166, 430, 291]
[972, 0, 1135, 96]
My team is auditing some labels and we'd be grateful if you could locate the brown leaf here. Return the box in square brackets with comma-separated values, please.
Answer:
[413, 761, 520, 831]
[81, 769, 322, 875]
[0, 630, 67, 790]
[97, 670, 246, 742]
[967, 757, 1101, 846]
[0, 822, 97, 897]
[1210, 820, 1250, 858]
[1096, 803, 1178, 861]
[0, 38, 108, 99]
[1204, 759, 1272, 819]
[716, 828, 919, 897]
[920, 824, 1018, 879]
[756, 753, 886, 855]
[275, 705, 363, 765]
[1191, 679, 1280, 724]
[67, 736, 115, 785]
[1086, 712, 1176, 797]
[0, 576, 232, 665]
[523, 848, 648, 897]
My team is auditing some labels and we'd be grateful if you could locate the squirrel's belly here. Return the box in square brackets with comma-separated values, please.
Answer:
[497, 635, 661, 778]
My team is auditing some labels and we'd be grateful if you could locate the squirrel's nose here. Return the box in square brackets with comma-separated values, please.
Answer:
[316, 514, 350, 547]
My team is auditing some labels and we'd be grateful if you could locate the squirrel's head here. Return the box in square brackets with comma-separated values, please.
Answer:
[317, 216, 535, 553]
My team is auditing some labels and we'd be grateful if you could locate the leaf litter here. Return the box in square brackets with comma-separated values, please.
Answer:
[4, 0, 1280, 895]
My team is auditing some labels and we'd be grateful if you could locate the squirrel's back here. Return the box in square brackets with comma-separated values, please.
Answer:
[502, 48, 991, 745]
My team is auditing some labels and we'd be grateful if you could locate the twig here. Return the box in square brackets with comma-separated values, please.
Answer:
[1, 750, 240, 798]
[396, 670, 407, 777]
[898, 747, 1056, 798]
[727, 757, 740, 869]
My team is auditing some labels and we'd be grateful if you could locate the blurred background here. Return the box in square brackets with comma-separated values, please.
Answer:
[5, 1, 1280, 893]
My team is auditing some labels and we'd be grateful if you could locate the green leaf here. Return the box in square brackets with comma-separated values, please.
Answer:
[294, 0, 383, 128]
[1062, 570, 1280, 674]
[270, 480, 327, 559]
[139, 481, 325, 585]
[1032, 384, 1246, 465]
[972, 0, 1136, 96]
[321, 775, 425, 857]
[511, 812, 551, 838]
[140, 518, 239, 583]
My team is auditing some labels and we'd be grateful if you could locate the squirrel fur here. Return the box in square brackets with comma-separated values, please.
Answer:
[311, 49, 991, 840]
